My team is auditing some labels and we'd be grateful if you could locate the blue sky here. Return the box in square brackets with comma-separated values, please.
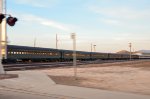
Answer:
[5, 0, 150, 52]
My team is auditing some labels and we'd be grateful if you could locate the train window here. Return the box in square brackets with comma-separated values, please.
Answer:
[22, 51, 25, 54]
[50, 53, 52, 55]
[65, 54, 70, 56]
[51, 52, 54, 55]
[8, 52, 11, 54]
[55, 53, 57, 55]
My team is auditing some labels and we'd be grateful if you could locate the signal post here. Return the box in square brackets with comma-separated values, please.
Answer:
[71, 33, 77, 80]
[0, 0, 18, 74]
[0, 0, 4, 74]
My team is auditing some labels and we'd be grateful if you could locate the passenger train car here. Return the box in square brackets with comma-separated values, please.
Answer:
[4, 45, 139, 63]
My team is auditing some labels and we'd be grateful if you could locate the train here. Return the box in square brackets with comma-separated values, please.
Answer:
[3, 45, 139, 63]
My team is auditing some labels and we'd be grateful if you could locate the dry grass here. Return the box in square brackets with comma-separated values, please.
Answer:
[41, 60, 150, 95]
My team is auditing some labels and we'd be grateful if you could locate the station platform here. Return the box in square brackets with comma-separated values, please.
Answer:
[0, 70, 150, 99]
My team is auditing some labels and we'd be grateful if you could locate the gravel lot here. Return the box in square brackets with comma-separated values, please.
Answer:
[41, 60, 150, 95]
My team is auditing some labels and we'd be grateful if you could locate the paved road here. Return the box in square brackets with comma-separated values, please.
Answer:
[0, 87, 81, 99]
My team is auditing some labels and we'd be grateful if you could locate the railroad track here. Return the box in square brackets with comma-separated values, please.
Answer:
[3, 62, 88, 71]
[3, 60, 133, 71]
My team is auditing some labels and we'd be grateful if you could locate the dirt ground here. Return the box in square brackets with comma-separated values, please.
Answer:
[41, 60, 150, 95]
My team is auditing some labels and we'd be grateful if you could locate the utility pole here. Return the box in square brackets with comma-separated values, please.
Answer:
[129, 43, 132, 60]
[34, 37, 36, 47]
[56, 34, 58, 49]
[91, 43, 92, 52]
[93, 45, 96, 52]
[71, 33, 77, 80]
[0, 0, 5, 74]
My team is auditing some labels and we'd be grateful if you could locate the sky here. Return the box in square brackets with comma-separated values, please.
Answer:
[4, 0, 150, 52]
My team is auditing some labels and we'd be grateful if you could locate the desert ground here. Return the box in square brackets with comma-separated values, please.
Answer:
[41, 60, 150, 95]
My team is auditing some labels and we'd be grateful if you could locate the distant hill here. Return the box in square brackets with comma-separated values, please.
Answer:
[117, 50, 150, 55]
[137, 50, 150, 53]
[116, 50, 130, 54]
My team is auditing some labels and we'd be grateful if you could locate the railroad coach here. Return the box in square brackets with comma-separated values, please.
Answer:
[61, 50, 91, 61]
[7, 45, 61, 62]
[131, 54, 139, 59]
[90, 52, 108, 60]
[108, 53, 124, 60]
[120, 54, 130, 59]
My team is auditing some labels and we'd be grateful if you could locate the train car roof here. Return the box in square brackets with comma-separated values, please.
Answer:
[7, 45, 90, 52]
[7, 45, 58, 51]
[7, 45, 133, 55]
[7, 45, 92, 54]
